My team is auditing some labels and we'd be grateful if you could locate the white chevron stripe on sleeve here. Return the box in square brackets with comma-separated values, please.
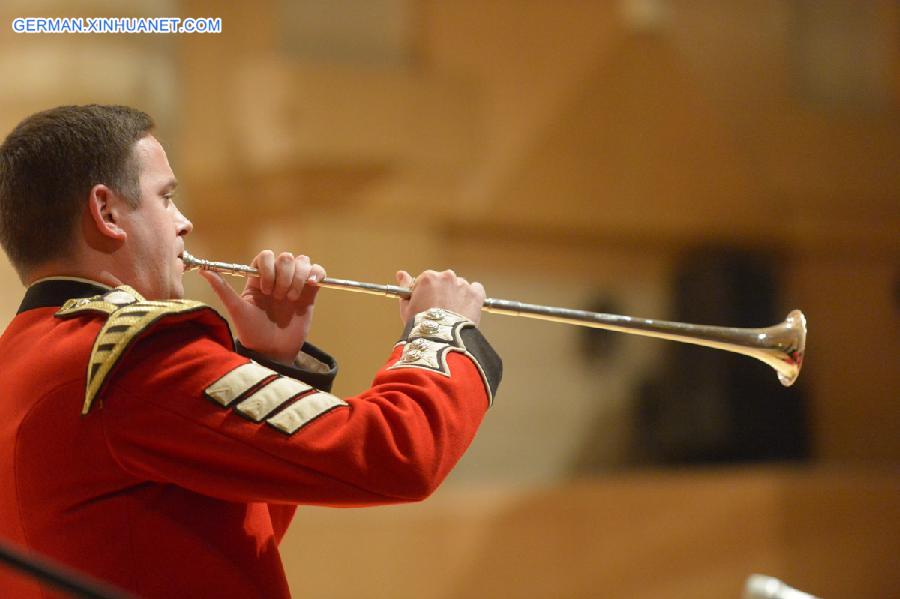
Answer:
[235, 377, 313, 421]
[205, 361, 277, 407]
[267, 391, 347, 434]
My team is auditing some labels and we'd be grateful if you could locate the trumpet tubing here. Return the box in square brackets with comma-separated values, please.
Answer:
[182, 252, 806, 386]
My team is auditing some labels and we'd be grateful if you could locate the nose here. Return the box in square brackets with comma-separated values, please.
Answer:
[175, 206, 193, 236]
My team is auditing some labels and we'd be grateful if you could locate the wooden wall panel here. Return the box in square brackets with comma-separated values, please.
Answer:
[281, 468, 900, 598]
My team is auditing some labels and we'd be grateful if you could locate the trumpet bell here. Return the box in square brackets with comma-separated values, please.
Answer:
[760, 309, 806, 387]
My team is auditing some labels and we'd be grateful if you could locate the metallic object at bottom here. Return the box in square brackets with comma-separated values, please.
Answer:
[743, 574, 821, 599]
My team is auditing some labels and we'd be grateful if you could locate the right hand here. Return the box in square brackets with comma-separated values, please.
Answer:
[395, 269, 485, 326]
[201, 250, 326, 365]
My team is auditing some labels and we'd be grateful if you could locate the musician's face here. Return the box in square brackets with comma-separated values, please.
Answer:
[116, 135, 193, 299]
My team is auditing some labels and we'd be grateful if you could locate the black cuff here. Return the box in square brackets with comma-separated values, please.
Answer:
[460, 327, 503, 401]
[398, 310, 502, 404]
[235, 341, 338, 392]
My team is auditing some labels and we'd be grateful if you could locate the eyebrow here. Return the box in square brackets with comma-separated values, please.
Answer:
[161, 179, 179, 193]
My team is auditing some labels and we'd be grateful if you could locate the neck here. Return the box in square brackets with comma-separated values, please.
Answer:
[24, 260, 124, 289]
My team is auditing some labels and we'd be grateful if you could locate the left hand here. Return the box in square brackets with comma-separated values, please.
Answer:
[395, 269, 485, 327]
[200, 250, 326, 365]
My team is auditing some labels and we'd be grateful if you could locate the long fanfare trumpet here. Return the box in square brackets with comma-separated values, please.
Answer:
[182, 251, 806, 386]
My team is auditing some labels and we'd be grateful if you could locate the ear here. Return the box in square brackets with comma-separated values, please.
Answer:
[87, 184, 128, 241]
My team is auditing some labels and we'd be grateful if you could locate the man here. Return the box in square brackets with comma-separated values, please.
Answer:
[0, 105, 501, 598]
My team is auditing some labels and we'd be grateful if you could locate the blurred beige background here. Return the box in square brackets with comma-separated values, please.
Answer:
[1, 1, 898, 597]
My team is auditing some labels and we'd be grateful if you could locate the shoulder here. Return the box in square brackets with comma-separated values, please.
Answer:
[55, 286, 234, 413]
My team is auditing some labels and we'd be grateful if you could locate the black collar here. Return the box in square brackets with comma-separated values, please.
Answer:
[17, 278, 112, 314]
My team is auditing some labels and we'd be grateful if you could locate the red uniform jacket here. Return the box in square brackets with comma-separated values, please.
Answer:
[0, 278, 500, 598]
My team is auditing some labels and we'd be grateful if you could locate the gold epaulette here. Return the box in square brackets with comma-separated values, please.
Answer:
[55, 286, 212, 414]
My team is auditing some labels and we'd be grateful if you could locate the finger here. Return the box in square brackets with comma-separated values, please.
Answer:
[286, 255, 311, 302]
[308, 263, 326, 283]
[199, 270, 245, 316]
[273, 252, 295, 300]
[297, 262, 325, 303]
[416, 270, 439, 286]
[395, 270, 415, 287]
[470, 282, 486, 306]
[252, 250, 276, 295]
[395, 271, 414, 324]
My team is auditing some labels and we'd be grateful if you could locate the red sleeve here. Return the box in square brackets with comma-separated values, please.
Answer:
[97, 309, 500, 507]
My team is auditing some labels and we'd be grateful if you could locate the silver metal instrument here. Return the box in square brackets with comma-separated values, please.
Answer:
[182, 251, 806, 386]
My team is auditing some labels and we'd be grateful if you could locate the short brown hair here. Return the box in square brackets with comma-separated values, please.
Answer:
[0, 104, 154, 278]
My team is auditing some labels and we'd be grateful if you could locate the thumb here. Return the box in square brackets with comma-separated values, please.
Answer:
[395, 270, 413, 323]
[199, 270, 246, 316]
